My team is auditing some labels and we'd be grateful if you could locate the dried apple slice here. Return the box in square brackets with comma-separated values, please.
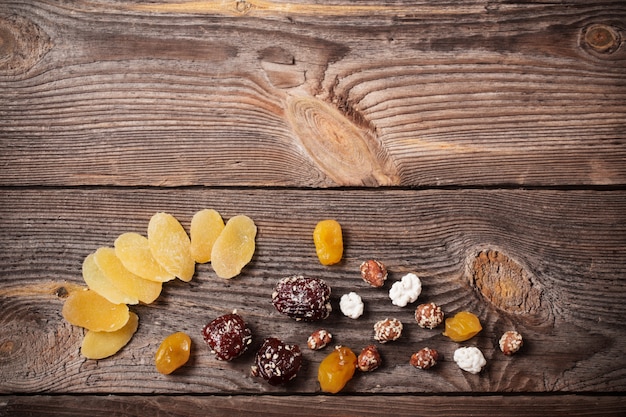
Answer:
[82, 253, 138, 305]
[114, 232, 175, 282]
[211, 215, 257, 279]
[148, 212, 195, 281]
[189, 209, 225, 264]
[94, 247, 162, 304]
[62, 288, 129, 332]
[81, 312, 139, 359]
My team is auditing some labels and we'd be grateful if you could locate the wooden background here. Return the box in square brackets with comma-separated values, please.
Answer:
[1, 0, 625, 415]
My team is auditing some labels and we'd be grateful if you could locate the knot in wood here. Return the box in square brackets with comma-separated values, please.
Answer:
[468, 249, 541, 316]
[581, 24, 621, 54]
[0, 15, 51, 76]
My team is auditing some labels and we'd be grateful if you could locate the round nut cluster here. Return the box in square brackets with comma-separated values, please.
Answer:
[414, 302, 444, 329]
[499, 330, 523, 355]
[357, 345, 382, 372]
[373, 318, 403, 343]
[307, 329, 332, 350]
[360, 259, 388, 288]
[410, 347, 439, 370]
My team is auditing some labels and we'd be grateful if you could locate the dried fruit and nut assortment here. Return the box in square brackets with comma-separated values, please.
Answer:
[61, 214, 525, 391]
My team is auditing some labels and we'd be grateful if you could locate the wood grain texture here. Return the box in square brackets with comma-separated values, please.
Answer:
[1, 189, 625, 394]
[1, 0, 625, 187]
[2, 394, 626, 417]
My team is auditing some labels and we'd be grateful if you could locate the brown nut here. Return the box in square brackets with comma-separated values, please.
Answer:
[499, 330, 523, 355]
[360, 259, 387, 288]
[307, 329, 332, 350]
[414, 302, 444, 329]
[410, 347, 439, 370]
[373, 318, 403, 343]
[357, 344, 382, 372]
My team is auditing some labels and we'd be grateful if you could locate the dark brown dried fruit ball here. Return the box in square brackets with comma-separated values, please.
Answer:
[272, 275, 332, 321]
[414, 302, 444, 329]
[202, 312, 252, 361]
[410, 347, 439, 370]
[251, 337, 303, 386]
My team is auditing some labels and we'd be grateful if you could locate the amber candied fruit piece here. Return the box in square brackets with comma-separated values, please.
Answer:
[155, 332, 192, 375]
[81, 312, 139, 359]
[94, 247, 162, 304]
[318, 346, 357, 393]
[313, 219, 343, 265]
[62, 288, 129, 332]
[442, 311, 482, 342]
[148, 212, 195, 282]
[189, 209, 225, 264]
[82, 252, 137, 305]
[114, 232, 175, 282]
[210, 215, 257, 279]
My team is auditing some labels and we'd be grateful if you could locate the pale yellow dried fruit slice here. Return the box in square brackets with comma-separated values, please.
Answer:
[114, 232, 176, 283]
[81, 312, 139, 359]
[62, 288, 129, 332]
[189, 209, 225, 264]
[148, 212, 195, 282]
[211, 215, 257, 279]
[94, 247, 162, 304]
[82, 252, 138, 305]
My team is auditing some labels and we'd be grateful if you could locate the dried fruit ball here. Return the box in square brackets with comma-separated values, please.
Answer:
[313, 219, 343, 265]
[148, 212, 195, 282]
[155, 332, 192, 375]
[272, 275, 332, 321]
[81, 312, 139, 360]
[307, 329, 332, 350]
[251, 338, 302, 386]
[189, 209, 225, 264]
[415, 302, 444, 329]
[318, 346, 358, 393]
[62, 288, 130, 332]
[410, 347, 439, 370]
[360, 259, 387, 287]
[202, 312, 252, 361]
[443, 311, 482, 342]
[210, 215, 257, 279]
[374, 318, 403, 343]
[499, 330, 523, 355]
[357, 345, 382, 372]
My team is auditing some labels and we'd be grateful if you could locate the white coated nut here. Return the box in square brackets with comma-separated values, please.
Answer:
[453, 346, 486, 374]
[339, 292, 364, 319]
[389, 273, 422, 307]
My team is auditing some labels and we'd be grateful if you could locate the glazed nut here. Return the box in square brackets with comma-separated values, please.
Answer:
[499, 330, 523, 355]
[307, 329, 332, 350]
[410, 347, 439, 370]
[374, 318, 403, 343]
[360, 259, 388, 287]
[414, 302, 444, 329]
[357, 345, 382, 372]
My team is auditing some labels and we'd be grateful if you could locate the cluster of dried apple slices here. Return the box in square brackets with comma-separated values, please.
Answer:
[62, 209, 256, 360]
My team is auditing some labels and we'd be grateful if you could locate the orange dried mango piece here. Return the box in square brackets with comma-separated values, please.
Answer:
[82, 252, 138, 305]
[81, 312, 139, 359]
[189, 209, 225, 264]
[114, 232, 176, 282]
[210, 215, 257, 279]
[313, 219, 343, 265]
[155, 331, 192, 375]
[443, 311, 482, 342]
[62, 288, 129, 332]
[94, 247, 162, 304]
[148, 212, 195, 282]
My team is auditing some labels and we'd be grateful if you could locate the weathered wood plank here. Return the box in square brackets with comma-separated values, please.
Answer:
[1, 188, 625, 394]
[1, 0, 625, 187]
[2, 394, 626, 417]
